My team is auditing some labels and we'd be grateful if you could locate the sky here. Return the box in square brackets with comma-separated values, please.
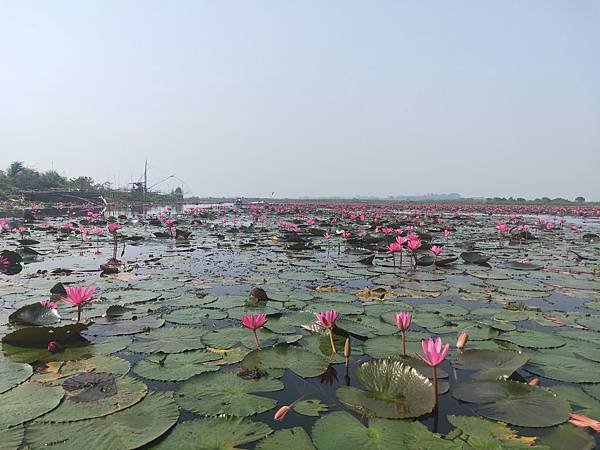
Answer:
[1, 1, 599, 200]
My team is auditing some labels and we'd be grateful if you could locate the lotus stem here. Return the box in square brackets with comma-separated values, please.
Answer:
[328, 329, 337, 354]
[77, 304, 82, 323]
[401, 331, 406, 356]
[112, 236, 118, 260]
[432, 365, 438, 407]
[253, 329, 261, 349]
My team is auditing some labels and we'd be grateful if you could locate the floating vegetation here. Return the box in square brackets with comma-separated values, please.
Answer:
[0, 201, 599, 448]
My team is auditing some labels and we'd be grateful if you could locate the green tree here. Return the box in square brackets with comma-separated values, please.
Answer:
[7, 161, 25, 178]
[575, 196, 585, 203]
[69, 176, 95, 190]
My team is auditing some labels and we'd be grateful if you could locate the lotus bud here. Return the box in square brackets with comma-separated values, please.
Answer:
[47, 341, 63, 353]
[528, 377, 539, 386]
[456, 332, 469, 350]
[273, 405, 291, 421]
[344, 338, 351, 359]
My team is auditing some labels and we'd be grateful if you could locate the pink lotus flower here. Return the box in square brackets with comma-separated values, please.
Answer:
[387, 242, 402, 253]
[395, 311, 411, 356]
[62, 286, 95, 322]
[443, 229, 451, 238]
[323, 232, 332, 239]
[396, 236, 408, 246]
[495, 222, 509, 233]
[407, 232, 420, 241]
[430, 245, 442, 256]
[0, 256, 9, 268]
[40, 299, 57, 309]
[418, 337, 450, 367]
[107, 223, 121, 233]
[407, 239, 422, 251]
[241, 313, 268, 330]
[316, 310, 338, 329]
[394, 312, 411, 332]
[317, 310, 339, 354]
[306, 218, 315, 226]
[241, 313, 268, 348]
[418, 337, 449, 406]
[342, 231, 351, 240]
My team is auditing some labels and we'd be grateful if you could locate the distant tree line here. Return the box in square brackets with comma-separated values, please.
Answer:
[0, 161, 99, 199]
[482, 196, 587, 204]
[0, 161, 185, 202]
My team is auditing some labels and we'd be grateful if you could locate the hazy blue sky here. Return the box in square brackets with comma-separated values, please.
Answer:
[1, 1, 599, 199]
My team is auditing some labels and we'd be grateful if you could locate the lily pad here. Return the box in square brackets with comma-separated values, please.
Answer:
[165, 307, 227, 324]
[528, 352, 600, 383]
[26, 391, 179, 450]
[311, 411, 455, 450]
[256, 427, 315, 450]
[152, 416, 272, 450]
[336, 359, 434, 419]
[176, 371, 283, 417]
[452, 380, 570, 427]
[0, 426, 24, 450]
[133, 350, 221, 381]
[0, 361, 33, 393]
[39, 375, 147, 422]
[242, 345, 330, 378]
[452, 349, 531, 380]
[293, 399, 329, 417]
[8, 302, 60, 326]
[494, 329, 566, 349]
[0, 382, 64, 428]
[128, 327, 206, 354]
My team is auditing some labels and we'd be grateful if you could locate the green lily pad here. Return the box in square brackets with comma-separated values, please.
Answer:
[37, 375, 147, 422]
[8, 302, 60, 326]
[452, 380, 570, 427]
[293, 399, 329, 417]
[528, 352, 600, 383]
[176, 371, 283, 417]
[152, 416, 272, 450]
[494, 329, 566, 349]
[128, 327, 206, 354]
[311, 411, 456, 450]
[85, 316, 165, 337]
[26, 391, 179, 450]
[133, 350, 221, 381]
[203, 327, 302, 350]
[0, 361, 32, 393]
[537, 424, 595, 450]
[0, 426, 24, 450]
[452, 350, 531, 380]
[336, 359, 434, 419]
[101, 289, 162, 304]
[576, 315, 600, 332]
[0, 382, 64, 428]
[242, 345, 330, 378]
[447, 415, 546, 448]
[165, 307, 228, 324]
[32, 355, 130, 382]
[256, 427, 315, 450]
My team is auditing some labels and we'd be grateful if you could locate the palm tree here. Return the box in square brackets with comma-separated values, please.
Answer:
[7, 161, 25, 178]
